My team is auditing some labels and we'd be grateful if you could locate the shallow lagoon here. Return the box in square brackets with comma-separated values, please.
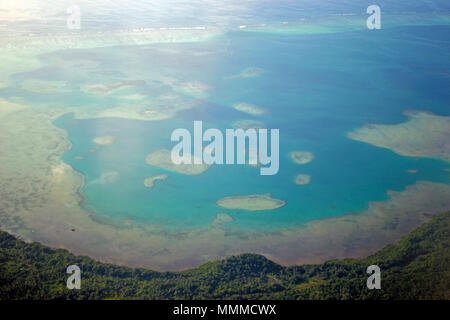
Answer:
[47, 25, 450, 232]
[1, 8, 450, 269]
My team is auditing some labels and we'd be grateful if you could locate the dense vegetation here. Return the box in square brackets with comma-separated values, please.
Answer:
[1, 212, 449, 300]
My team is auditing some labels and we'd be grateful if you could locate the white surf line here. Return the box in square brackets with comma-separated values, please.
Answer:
[0, 26, 221, 54]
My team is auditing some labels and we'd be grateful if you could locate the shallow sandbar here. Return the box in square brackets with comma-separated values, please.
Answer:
[145, 149, 209, 175]
[347, 111, 450, 162]
[233, 102, 268, 116]
[216, 193, 286, 211]
[93, 136, 116, 146]
[289, 151, 314, 164]
[294, 174, 311, 185]
[143, 174, 169, 188]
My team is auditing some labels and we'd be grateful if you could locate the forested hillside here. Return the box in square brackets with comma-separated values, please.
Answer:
[1, 212, 449, 300]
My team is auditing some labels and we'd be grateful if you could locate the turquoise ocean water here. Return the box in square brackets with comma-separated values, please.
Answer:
[50, 25, 450, 231]
[4, 17, 449, 232]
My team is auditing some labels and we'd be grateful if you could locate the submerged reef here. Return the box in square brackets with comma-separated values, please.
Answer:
[226, 67, 265, 79]
[93, 136, 116, 146]
[216, 193, 286, 211]
[145, 149, 209, 175]
[82, 80, 146, 95]
[294, 174, 312, 185]
[21, 79, 72, 94]
[289, 151, 314, 164]
[347, 111, 450, 162]
[211, 213, 234, 227]
[143, 174, 169, 188]
[177, 81, 210, 97]
[1, 27, 222, 54]
[240, 13, 450, 36]
[78, 93, 201, 121]
[233, 102, 268, 116]
[90, 171, 119, 185]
